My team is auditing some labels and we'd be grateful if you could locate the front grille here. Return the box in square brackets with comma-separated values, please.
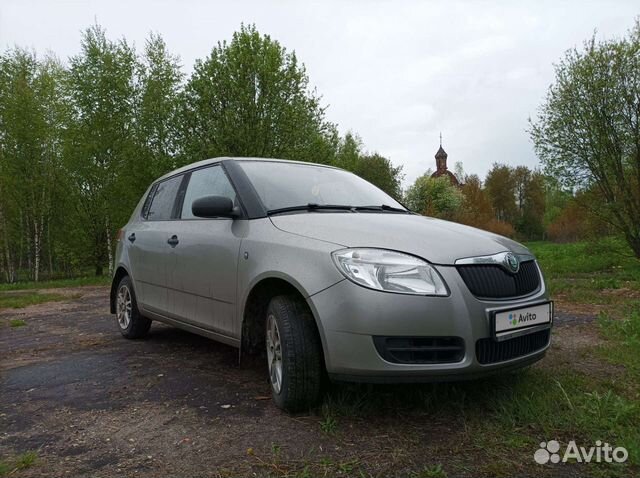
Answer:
[476, 329, 550, 365]
[373, 336, 465, 364]
[457, 260, 540, 299]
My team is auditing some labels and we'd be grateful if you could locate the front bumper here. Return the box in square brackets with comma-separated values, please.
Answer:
[307, 264, 551, 382]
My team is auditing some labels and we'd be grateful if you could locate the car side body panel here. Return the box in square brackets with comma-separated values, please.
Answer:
[236, 218, 345, 342]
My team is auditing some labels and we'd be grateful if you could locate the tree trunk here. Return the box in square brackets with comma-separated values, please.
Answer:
[47, 216, 53, 277]
[33, 218, 40, 282]
[106, 216, 113, 276]
[18, 211, 23, 273]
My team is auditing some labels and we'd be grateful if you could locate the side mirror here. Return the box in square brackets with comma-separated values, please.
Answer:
[191, 195, 239, 218]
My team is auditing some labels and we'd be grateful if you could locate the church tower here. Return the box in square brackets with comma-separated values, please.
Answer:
[430, 134, 459, 186]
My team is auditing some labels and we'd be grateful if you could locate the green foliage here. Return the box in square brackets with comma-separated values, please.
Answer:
[0, 49, 67, 282]
[64, 24, 139, 275]
[182, 24, 334, 165]
[334, 133, 404, 199]
[530, 21, 640, 257]
[484, 163, 517, 223]
[405, 175, 463, 219]
[0, 24, 404, 282]
[482, 163, 546, 240]
[134, 32, 183, 190]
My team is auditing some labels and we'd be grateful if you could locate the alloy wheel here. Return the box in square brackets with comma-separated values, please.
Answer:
[266, 313, 283, 394]
[116, 285, 132, 330]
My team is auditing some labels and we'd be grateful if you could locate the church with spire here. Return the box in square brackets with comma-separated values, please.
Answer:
[430, 134, 460, 186]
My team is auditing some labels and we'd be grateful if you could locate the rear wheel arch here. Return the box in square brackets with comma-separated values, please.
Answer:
[110, 266, 131, 314]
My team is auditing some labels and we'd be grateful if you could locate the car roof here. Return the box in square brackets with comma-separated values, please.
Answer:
[156, 156, 341, 183]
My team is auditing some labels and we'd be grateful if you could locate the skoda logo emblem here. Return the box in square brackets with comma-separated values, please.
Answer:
[504, 253, 520, 274]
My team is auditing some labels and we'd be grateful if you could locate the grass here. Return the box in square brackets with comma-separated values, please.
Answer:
[0, 452, 37, 476]
[0, 291, 69, 310]
[9, 318, 26, 327]
[0, 274, 109, 292]
[412, 464, 447, 478]
[319, 412, 338, 434]
[527, 237, 640, 312]
[14, 451, 37, 470]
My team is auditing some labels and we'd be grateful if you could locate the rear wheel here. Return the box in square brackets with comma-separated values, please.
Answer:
[266, 295, 324, 412]
[115, 276, 151, 339]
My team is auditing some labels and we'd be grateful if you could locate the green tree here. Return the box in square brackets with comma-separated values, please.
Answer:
[131, 32, 184, 199]
[0, 49, 66, 281]
[517, 170, 546, 239]
[484, 163, 517, 223]
[334, 133, 403, 199]
[182, 24, 334, 165]
[64, 25, 138, 275]
[405, 174, 463, 219]
[530, 21, 640, 257]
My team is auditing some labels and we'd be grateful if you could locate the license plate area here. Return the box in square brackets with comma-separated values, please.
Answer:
[490, 301, 553, 341]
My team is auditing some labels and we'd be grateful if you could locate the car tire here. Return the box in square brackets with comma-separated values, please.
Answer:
[266, 295, 324, 412]
[115, 276, 151, 339]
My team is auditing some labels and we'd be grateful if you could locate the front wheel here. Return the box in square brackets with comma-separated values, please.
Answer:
[266, 295, 324, 412]
[115, 276, 151, 339]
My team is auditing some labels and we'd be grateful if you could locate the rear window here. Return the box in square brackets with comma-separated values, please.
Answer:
[146, 175, 183, 221]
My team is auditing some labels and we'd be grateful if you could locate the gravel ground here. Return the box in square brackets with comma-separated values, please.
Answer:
[0, 286, 599, 477]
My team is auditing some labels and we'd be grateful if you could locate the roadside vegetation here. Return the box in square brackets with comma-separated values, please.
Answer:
[0, 275, 109, 292]
[0, 292, 70, 311]
[0, 276, 102, 310]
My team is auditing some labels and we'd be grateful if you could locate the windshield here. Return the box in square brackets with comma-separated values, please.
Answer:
[238, 161, 406, 212]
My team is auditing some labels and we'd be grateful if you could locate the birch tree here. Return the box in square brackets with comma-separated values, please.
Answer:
[65, 25, 138, 275]
[0, 50, 65, 281]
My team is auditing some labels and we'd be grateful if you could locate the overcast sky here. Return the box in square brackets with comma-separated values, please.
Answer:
[1, 1, 637, 185]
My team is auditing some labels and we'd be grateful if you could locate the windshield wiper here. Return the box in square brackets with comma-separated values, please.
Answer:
[353, 204, 411, 213]
[266, 203, 355, 215]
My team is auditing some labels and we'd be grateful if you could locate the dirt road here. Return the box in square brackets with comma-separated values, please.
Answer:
[0, 287, 596, 477]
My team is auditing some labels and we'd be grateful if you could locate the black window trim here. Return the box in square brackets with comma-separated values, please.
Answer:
[175, 162, 247, 220]
[220, 159, 268, 219]
[142, 174, 186, 222]
[140, 158, 276, 222]
[140, 183, 158, 220]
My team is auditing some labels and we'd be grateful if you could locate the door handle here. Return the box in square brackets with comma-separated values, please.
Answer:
[167, 235, 179, 247]
[128, 233, 136, 243]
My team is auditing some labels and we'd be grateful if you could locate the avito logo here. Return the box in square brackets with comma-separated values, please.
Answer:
[509, 312, 537, 326]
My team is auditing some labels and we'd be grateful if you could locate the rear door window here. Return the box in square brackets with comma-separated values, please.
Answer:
[181, 166, 237, 219]
[146, 175, 183, 221]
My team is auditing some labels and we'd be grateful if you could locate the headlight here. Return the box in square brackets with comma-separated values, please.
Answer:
[331, 248, 448, 296]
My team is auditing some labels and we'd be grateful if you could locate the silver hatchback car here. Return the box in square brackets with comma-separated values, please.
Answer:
[110, 157, 553, 412]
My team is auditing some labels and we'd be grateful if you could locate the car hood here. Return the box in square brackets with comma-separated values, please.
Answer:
[269, 213, 531, 265]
